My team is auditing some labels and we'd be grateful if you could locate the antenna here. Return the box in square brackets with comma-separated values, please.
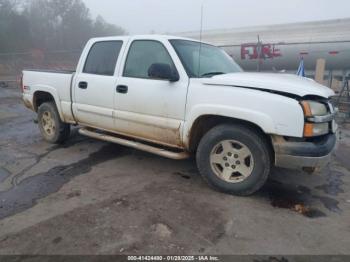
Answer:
[198, 3, 204, 77]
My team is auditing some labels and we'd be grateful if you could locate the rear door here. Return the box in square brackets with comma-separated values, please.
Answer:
[73, 40, 125, 131]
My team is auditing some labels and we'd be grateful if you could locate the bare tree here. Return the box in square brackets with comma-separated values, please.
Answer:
[0, 0, 126, 53]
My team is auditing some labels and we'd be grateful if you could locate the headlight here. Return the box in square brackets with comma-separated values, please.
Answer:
[301, 101, 328, 116]
[301, 100, 331, 137]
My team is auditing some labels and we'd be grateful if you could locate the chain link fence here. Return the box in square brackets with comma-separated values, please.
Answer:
[333, 78, 350, 123]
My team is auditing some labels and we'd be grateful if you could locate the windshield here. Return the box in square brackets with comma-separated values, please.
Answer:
[170, 39, 243, 78]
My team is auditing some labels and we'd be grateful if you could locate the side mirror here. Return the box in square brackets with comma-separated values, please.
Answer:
[148, 63, 179, 82]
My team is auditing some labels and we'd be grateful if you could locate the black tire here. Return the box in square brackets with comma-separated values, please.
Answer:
[196, 124, 271, 196]
[38, 102, 70, 144]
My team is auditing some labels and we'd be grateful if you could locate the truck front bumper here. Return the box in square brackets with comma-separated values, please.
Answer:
[272, 134, 337, 170]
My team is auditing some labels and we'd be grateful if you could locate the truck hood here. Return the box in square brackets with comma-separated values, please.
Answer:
[203, 72, 335, 98]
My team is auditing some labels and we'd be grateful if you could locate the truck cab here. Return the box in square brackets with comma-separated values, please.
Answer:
[22, 35, 337, 196]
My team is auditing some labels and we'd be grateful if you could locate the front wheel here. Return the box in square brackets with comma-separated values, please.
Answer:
[38, 102, 70, 144]
[196, 124, 271, 196]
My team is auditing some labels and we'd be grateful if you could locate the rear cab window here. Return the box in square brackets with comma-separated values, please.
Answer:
[83, 41, 123, 76]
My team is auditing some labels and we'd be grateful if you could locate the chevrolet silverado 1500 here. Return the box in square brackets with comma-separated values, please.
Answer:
[22, 35, 337, 196]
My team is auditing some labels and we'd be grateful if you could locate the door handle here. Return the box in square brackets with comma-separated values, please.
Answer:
[116, 85, 128, 94]
[78, 81, 88, 89]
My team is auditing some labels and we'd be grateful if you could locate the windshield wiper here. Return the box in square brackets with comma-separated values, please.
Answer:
[200, 72, 225, 78]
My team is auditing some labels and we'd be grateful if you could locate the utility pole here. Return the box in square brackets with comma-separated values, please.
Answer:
[256, 35, 262, 72]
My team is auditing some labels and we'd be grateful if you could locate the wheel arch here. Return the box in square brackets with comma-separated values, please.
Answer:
[186, 114, 274, 159]
[33, 89, 64, 121]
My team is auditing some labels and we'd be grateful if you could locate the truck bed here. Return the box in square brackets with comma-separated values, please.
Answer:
[22, 69, 76, 123]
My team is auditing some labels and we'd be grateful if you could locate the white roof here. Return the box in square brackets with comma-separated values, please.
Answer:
[89, 35, 199, 43]
[178, 18, 350, 46]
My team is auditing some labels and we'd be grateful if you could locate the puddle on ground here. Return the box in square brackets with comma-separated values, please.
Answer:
[9, 135, 90, 187]
[315, 169, 344, 196]
[0, 144, 127, 220]
[312, 195, 341, 213]
[265, 179, 342, 216]
[263, 180, 327, 218]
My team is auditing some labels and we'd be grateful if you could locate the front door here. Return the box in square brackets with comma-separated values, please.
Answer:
[114, 39, 189, 148]
[73, 40, 124, 131]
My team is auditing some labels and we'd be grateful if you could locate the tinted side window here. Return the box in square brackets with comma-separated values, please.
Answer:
[83, 41, 123, 76]
[123, 40, 176, 79]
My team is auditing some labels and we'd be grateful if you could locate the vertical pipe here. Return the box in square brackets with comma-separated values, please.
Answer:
[328, 70, 333, 89]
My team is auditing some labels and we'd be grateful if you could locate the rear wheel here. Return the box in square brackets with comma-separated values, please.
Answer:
[196, 124, 271, 196]
[38, 102, 70, 144]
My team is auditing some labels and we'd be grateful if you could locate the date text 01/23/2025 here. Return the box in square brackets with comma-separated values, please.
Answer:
[127, 256, 220, 261]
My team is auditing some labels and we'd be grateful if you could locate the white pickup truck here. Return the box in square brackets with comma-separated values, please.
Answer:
[22, 35, 337, 196]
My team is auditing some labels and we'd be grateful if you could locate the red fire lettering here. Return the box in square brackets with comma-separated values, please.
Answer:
[241, 43, 282, 60]
[241, 44, 257, 60]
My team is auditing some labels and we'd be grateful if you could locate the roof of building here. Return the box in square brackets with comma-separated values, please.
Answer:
[179, 18, 350, 46]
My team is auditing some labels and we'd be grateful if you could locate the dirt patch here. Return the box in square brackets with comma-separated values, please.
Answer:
[0, 168, 11, 183]
[66, 190, 82, 199]
[152, 223, 173, 239]
[0, 182, 228, 255]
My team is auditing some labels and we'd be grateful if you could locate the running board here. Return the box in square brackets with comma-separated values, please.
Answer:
[79, 128, 190, 160]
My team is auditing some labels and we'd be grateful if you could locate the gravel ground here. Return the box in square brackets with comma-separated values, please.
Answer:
[0, 87, 349, 255]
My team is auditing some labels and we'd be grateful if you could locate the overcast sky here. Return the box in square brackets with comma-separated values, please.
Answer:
[83, 0, 350, 34]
